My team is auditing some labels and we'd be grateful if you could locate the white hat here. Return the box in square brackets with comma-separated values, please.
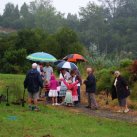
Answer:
[32, 63, 37, 69]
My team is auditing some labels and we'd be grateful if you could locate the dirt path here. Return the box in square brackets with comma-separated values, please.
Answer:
[56, 105, 137, 123]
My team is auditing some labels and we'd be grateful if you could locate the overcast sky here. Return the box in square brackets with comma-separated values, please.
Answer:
[0, 0, 99, 15]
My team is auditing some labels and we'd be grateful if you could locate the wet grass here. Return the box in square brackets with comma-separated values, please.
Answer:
[0, 74, 137, 137]
[0, 104, 137, 137]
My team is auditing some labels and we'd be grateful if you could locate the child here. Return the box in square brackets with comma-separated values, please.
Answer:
[49, 75, 59, 106]
[44, 80, 50, 103]
[62, 79, 79, 106]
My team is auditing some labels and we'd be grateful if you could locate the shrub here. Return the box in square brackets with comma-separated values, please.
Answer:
[120, 59, 133, 68]
[130, 82, 137, 100]
[131, 60, 137, 74]
[96, 69, 113, 93]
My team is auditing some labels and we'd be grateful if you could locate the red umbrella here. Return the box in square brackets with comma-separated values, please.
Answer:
[63, 54, 87, 63]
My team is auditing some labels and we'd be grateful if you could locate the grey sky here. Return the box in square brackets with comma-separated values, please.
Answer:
[0, 0, 99, 15]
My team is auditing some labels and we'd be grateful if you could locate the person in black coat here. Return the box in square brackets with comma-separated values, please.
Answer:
[84, 68, 98, 110]
[112, 71, 130, 113]
[24, 63, 43, 111]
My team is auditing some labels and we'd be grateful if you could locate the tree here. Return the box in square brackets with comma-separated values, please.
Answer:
[79, 2, 111, 53]
[20, 3, 29, 18]
[15, 29, 40, 53]
[56, 27, 83, 58]
[1, 48, 27, 73]
[29, 0, 64, 33]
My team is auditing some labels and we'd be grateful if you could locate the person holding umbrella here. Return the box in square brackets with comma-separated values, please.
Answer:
[43, 63, 53, 82]
[59, 69, 71, 103]
[24, 63, 43, 111]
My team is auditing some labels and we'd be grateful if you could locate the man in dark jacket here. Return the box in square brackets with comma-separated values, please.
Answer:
[24, 63, 43, 111]
[84, 68, 98, 110]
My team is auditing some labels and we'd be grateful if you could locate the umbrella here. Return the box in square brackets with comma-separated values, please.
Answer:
[63, 54, 87, 62]
[57, 61, 78, 70]
[54, 60, 65, 65]
[26, 52, 57, 62]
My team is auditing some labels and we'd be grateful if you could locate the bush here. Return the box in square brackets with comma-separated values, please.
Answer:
[130, 82, 137, 100]
[120, 59, 133, 68]
[131, 60, 137, 74]
[96, 68, 113, 93]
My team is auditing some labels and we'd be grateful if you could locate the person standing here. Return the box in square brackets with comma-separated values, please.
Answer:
[43, 63, 53, 82]
[59, 69, 71, 103]
[48, 75, 59, 106]
[71, 70, 82, 104]
[112, 71, 130, 113]
[84, 68, 98, 110]
[24, 63, 43, 111]
[62, 79, 79, 106]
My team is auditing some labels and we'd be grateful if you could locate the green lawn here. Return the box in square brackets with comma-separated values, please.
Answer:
[0, 74, 137, 137]
[0, 104, 137, 137]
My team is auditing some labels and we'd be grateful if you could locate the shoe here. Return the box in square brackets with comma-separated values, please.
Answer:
[85, 106, 91, 108]
[28, 105, 32, 110]
[124, 109, 129, 113]
[91, 107, 98, 110]
[52, 103, 55, 106]
[55, 103, 60, 106]
[34, 108, 40, 111]
[117, 110, 123, 113]
[60, 102, 65, 106]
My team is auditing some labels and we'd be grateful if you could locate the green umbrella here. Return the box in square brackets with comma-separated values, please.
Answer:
[26, 52, 57, 62]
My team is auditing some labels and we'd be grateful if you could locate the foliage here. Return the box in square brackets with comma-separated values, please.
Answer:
[130, 82, 137, 100]
[120, 59, 133, 68]
[0, 28, 85, 73]
[0, 0, 137, 58]
[96, 68, 114, 93]
[1, 48, 28, 73]
[131, 60, 137, 74]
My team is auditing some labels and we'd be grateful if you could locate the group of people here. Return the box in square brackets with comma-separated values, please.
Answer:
[24, 63, 82, 111]
[24, 63, 130, 113]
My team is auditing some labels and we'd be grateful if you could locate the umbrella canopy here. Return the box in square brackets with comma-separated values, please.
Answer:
[54, 60, 65, 65]
[57, 61, 78, 70]
[63, 54, 87, 62]
[26, 52, 57, 62]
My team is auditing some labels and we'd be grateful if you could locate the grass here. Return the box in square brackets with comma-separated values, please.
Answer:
[0, 104, 137, 137]
[0, 74, 25, 102]
[0, 73, 137, 137]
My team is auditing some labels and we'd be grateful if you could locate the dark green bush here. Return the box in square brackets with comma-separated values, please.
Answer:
[96, 68, 114, 93]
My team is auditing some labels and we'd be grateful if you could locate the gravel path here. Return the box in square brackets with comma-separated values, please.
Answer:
[57, 105, 137, 123]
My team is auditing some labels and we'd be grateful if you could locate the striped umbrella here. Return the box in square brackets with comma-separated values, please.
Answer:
[26, 52, 57, 62]
[57, 61, 78, 70]
[63, 54, 87, 62]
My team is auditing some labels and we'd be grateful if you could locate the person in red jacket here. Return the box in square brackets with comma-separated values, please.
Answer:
[61, 79, 79, 106]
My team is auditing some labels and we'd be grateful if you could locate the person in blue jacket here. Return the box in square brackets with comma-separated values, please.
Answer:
[84, 67, 98, 110]
[24, 63, 43, 111]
